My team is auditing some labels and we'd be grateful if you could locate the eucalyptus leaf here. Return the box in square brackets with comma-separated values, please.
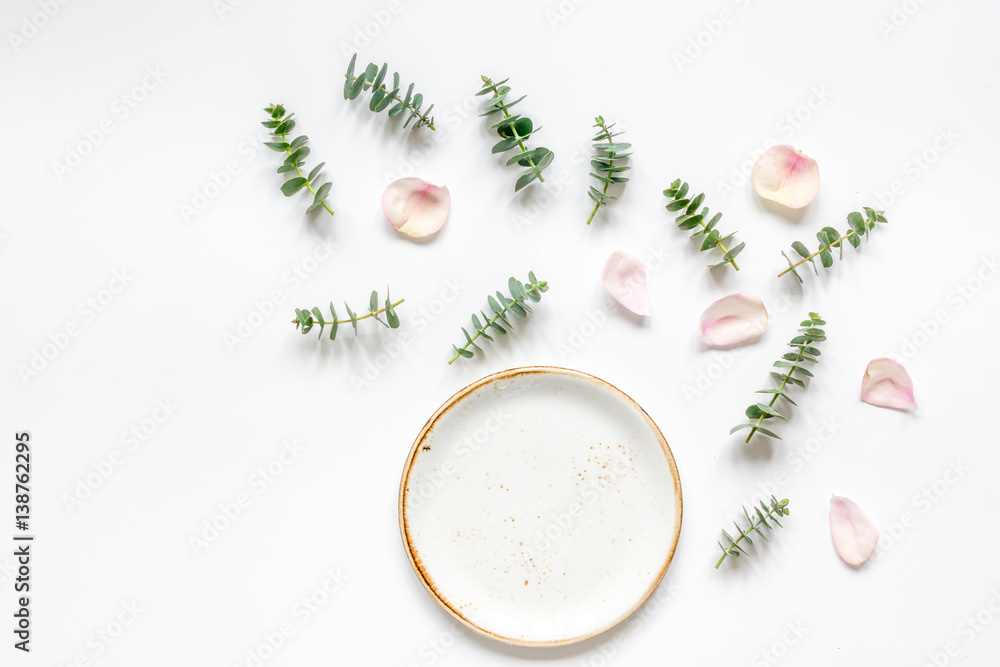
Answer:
[665, 180, 742, 270]
[480, 75, 553, 191]
[449, 273, 548, 364]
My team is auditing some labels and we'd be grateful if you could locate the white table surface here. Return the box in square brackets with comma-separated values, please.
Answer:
[3, 0, 999, 664]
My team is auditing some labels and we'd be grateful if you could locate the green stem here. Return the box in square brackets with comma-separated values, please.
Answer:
[585, 119, 614, 225]
[448, 286, 542, 364]
[745, 345, 809, 443]
[294, 299, 404, 326]
[701, 223, 739, 271]
[715, 502, 785, 569]
[346, 74, 435, 130]
[278, 130, 335, 217]
[777, 230, 858, 277]
[485, 79, 544, 183]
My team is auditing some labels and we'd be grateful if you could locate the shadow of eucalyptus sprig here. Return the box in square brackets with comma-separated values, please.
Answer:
[262, 104, 334, 216]
[478, 76, 554, 192]
[449, 273, 548, 364]
[586, 116, 630, 225]
[731, 313, 825, 443]
[663, 180, 744, 270]
[293, 290, 403, 340]
[716, 496, 790, 569]
[779, 207, 887, 282]
[343, 54, 435, 130]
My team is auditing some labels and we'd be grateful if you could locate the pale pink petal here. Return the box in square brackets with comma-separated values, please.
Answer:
[751, 145, 820, 209]
[829, 495, 879, 566]
[382, 177, 450, 238]
[861, 358, 917, 411]
[698, 292, 767, 347]
[602, 251, 650, 316]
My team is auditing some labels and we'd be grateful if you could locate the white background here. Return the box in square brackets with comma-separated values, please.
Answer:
[3, 0, 999, 664]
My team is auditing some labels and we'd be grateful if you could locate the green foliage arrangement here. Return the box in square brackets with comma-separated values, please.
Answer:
[586, 116, 631, 225]
[731, 313, 826, 443]
[478, 76, 554, 192]
[262, 104, 334, 216]
[716, 496, 790, 569]
[779, 207, 887, 281]
[343, 54, 435, 130]
[663, 179, 744, 270]
[449, 273, 548, 364]
[293, 290, 403, 340]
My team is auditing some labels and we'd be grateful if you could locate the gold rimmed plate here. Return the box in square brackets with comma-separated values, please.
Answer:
[399, 367, 682, 647]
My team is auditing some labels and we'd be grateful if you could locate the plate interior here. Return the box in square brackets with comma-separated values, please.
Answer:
[400, 368, 682, 646]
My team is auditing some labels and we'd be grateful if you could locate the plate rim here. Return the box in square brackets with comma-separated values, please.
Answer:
[397, 365, 683, 648]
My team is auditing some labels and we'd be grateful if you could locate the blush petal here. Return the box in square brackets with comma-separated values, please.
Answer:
[751, 145, 820, 209]
[861, 358, 917, 411]
[602, 251, 650, 316]
[382, 177, 450, 238]
[830, 495, 879, 566]
[698, 292, 768, 347]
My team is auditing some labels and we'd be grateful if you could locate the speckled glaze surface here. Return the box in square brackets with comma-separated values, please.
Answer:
[398, 367, 682, 647]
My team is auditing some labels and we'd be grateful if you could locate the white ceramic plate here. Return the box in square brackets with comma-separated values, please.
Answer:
[398, 367, 682, 647]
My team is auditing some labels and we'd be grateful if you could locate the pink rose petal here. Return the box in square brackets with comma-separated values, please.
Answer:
[861, 358, 917, 411]
[751, 145, 820, 209]
[382, 177, 450, 238]
[830, 495, 879, 566]
[697, 292, 767, 347]
[602, 251, 650, 316]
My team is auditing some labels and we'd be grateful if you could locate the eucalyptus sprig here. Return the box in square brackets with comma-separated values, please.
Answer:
[449, 273, 548, 364]
[779, 207, 887, 282]
[716, 496, 790, 569]
[343, 53, 435, 130]
[478, 76, 554, 192]
[663, 179, 744, 270]
[293, 290, 403, 340]
[731, 313, 825, 443]
[586, 116, 631, 225]
[262, 104, 334, 216]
